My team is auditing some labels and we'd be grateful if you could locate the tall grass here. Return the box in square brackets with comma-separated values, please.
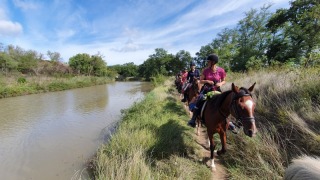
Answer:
[223, 67, 320, 179]
[93, 80, 211, 179]
[0, 75, 114, 98]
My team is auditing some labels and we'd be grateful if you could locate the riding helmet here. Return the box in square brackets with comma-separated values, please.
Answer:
[206, 54, 219, 64]
[190, 61, 196, 66]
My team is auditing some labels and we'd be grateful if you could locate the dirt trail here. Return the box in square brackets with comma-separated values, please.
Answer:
[195, 126, 227, 180]
[183, 103, 227, 180]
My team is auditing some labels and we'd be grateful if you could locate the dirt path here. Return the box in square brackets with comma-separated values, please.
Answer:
[194, 126, 227, 180]
[183, 103, 227, 180]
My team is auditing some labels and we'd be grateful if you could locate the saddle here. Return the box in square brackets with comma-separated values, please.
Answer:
[199, 91, 221, 122]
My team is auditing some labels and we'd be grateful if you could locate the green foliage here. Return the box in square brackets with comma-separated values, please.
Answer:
[266, 0, 320, 67]
[17, 77, 26, 84]
[110, 62, 138, 78]
[68, 53, 109, 77]
[138, 48, 180, 80]
[150, 74, 166, 87]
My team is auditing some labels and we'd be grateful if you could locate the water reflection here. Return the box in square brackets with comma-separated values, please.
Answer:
[73, 85, 109, 113]
[0, 81, 151, 180]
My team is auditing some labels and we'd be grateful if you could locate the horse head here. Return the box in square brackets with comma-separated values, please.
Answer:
[192, 77, 201, 94]
[231, 83, 257, 137]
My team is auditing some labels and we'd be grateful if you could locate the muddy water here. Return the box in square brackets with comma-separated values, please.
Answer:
[0, 81, 151, 180]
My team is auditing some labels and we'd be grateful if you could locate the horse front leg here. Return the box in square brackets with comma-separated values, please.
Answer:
[207, 131, 216, 171]
[217, 131, 227, 156]
[196, 117, 200, 136]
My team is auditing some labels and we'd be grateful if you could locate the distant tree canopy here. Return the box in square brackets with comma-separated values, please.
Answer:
[109, 62, 138, 77]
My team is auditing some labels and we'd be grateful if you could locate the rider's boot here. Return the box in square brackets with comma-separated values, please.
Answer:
[181, 93, 187, 102]
[228, 121, 238, 134]
[187, 107, 198, 128]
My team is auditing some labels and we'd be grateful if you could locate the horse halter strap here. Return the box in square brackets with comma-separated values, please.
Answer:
[231, 90, 255, 123]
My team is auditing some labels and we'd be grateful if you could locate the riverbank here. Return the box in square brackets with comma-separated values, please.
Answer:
[92, 79, 212, 179]
[0, 75, 114, 98]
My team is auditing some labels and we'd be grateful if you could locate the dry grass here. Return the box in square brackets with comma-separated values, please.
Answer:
[223, 67, 320, 179]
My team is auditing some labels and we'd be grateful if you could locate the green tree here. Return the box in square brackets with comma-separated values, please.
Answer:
[170, 50, 191, 74]
[69, 53, 91, 75]
[267, 0, 320, 67]
[110, 62, 138, 77]
[138, 48, 174, 80]
[69, 53, 108, 76]
[211, 28, 239, 71]
[196, 45, 215, 68]
[234, 5, 273, 71]
[17, 50, 38, 74]
[0, 52, 18, 74]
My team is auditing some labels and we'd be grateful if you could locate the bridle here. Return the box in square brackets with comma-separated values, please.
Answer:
[231, 89, 255, 125]
[218, 89, 255, 125]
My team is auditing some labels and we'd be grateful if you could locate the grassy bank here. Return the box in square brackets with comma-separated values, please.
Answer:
[0, 74, 114, 98]
[93, 80, 211, 179]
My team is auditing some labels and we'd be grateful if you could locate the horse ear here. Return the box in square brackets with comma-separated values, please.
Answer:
[248, 82, 256, 92]
[232, 83, 240, 93]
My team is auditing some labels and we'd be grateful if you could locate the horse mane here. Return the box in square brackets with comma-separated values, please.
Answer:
[284, 155, 320, 180]
[207, 90, 233, 110]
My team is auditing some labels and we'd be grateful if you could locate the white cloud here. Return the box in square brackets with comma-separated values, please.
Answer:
[13, 0, 38, 10]
[0, 20, 23, 36]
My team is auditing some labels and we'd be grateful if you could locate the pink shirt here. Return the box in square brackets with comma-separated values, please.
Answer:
[202, 66, 226, 86]
[181, 71, 188, 83]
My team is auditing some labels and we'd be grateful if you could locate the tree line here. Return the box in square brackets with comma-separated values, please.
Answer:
[1, 0, 319, 80]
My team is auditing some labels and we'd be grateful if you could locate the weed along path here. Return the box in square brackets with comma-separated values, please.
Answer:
[182, 101, 227, 179]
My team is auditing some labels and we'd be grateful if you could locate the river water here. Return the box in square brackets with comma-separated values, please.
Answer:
[0, 81, 151, 180]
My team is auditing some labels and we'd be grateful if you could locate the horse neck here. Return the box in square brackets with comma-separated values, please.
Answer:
[219, 92, 233, 116]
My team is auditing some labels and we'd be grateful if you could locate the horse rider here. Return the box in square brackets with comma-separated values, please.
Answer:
[181, 61, 201, 102]
[187, 54, 237, 133]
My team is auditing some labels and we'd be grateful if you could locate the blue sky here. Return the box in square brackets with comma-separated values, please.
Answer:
[0, 0, 290, 65]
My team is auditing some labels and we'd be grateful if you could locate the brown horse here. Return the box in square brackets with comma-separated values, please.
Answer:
[186, 77, 202, 104]
[200, 83, 257, 171]
[185, 77, 202, 116]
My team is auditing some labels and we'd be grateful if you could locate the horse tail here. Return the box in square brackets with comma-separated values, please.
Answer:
[284, 155, 320, 180]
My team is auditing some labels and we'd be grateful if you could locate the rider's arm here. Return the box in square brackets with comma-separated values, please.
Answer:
[200, 71, 215, 85]
[216, 77, 226, 87]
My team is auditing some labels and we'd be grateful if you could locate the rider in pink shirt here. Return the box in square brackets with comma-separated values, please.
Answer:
[202, 66, 226, 92]
[187, 54, 237, 133]
[181, 68, 188, 84]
